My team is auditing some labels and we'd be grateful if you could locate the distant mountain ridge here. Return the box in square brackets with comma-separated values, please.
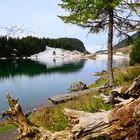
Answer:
[114, 32, 137, 49]
[0, 25, 38, 38]
[96, 32, 138, 54]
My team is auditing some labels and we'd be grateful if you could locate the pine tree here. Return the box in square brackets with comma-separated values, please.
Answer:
[59, 0, 140, 86]
[130, 32, 140, 66]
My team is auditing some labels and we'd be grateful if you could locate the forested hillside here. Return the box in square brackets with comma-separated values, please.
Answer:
[129, 32, 140, 65]
[114, 33, 137, 49]
[96, 32, 138, 54]
[0, 36, 86, 58]
[45, 38, 86, 53]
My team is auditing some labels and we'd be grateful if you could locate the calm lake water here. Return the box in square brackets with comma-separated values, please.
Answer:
[0, 58, 128, 112]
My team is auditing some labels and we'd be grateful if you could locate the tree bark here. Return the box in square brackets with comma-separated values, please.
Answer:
[107, 9, 114, 86]
[63, 99, 140, 140]
[1, 95, 73, 140]
[110, 75, 140, 104]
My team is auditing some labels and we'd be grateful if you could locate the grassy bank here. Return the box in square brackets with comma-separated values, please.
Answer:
[29, 92, 112, 131]
[29, 64, 140, 132]
[90, 65, 140, 87]
[0, 123, 15, 133]
[114, 65, 140, 85]
[0, 122, 15, 133]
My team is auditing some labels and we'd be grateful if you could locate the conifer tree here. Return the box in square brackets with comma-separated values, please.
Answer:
[130, 32, 140, 65]
[59, 0, 140, 85]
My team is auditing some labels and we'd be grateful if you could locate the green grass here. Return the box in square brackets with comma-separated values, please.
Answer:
[29, 92, 113, 131]
[0, 122, 15, 133]
[90, 65, 140, 87]
[114, 65, 140, 85]
[89, 77, 108, 88]
[29, 105, 68, 131]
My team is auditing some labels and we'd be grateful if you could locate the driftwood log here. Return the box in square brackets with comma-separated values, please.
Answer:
[110, 75, 140, 104]
[1, 95, 140, 140]
[1, 76, 140, 140]
[48, 87, 102, 104]
[1, 95, 73, 140]
[124, 75, 140, 98]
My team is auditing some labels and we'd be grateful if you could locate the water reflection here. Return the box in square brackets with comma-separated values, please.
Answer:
[0, 59, 85, 80]
[0, 58, 128, 112]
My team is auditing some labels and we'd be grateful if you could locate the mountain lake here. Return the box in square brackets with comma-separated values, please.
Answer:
[0, 57, 128, 113]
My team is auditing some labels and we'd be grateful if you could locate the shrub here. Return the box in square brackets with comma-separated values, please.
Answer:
[129, 32, 140, 66]
[114, 66, 140, 85]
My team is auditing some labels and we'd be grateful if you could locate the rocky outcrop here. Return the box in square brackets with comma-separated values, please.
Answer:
[68, 81, 87, 93]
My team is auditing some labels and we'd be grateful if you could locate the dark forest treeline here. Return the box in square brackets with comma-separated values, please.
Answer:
[0, 59, 85, 79]
[0, 36, 86, 58]
[46, 38, 86, 52]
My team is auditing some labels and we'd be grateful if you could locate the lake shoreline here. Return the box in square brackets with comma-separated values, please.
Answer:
[15, 53, 129, 113]
[0, 55, 130, 139]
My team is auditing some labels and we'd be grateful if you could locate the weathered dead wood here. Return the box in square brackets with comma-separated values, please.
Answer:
[63, 97, 140, 140]
[1, 95, 73, 140]
[110, 75, 140, 104]
[1, 94, 140, 140]
[48, 87, 102, 104]
[124, 75, 140, 98]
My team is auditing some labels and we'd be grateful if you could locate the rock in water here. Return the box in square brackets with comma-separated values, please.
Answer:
[68, 81, 87, 93]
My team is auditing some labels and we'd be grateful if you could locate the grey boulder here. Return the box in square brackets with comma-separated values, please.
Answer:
[68, 81, 88, 93]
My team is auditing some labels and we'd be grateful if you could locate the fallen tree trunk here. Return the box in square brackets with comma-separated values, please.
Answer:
[1, 94, 140, 140]
[48, 87, 102, 104]
[1, 95, 73, 140]
[110, 75, 140, 104]
[124, 75, 140, 98]
[64, 98, 140, 140]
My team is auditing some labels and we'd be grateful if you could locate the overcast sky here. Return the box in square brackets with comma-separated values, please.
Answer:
[0, 0, 114, 52]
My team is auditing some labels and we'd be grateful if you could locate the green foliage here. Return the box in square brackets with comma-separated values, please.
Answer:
[29, 106, 68, 131]
[0, 36, 86, 58]
[59, 0, 137, 35]
[96, 136, 106, 140]
[0, 122, 15, 133]
[114, 66, 140, 85]
[0, 36, 46, 58]
[30, 92, 112, 131]
[129, 32, 140, 66]
[82, 97, 112, 112]
[89, 76, 108, 88]
[46, 37, 86, 52]
[59, 0, 118, 33]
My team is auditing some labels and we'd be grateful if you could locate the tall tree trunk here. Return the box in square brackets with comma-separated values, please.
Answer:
[107, 9, 114, 86]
